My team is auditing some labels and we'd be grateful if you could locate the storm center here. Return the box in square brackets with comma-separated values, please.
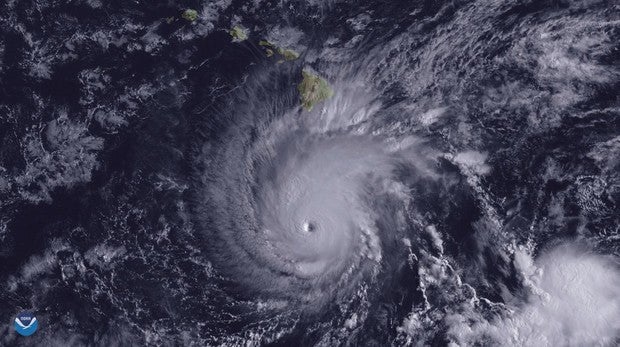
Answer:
[302, 220, 316, 232]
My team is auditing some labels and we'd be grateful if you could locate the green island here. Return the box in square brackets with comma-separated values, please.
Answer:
[259, 40, 299, 62]
[230, 26, 248, 42]
[182, 9, 198, 22]
[297, 70, 333, 111]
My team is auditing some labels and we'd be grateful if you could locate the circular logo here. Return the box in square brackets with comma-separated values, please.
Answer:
[14, 311, 38, 337]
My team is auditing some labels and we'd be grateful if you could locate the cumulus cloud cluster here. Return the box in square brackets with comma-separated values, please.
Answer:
[448, 244, 620, 346]
[12, 114, 104, 203]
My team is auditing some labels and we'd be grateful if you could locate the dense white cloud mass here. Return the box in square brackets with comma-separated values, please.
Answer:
[448, 244, 620, 346]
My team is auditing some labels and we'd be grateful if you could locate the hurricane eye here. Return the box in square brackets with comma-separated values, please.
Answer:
[302, 220, 316, 232]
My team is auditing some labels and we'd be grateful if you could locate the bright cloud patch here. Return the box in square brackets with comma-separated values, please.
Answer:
[449, 244, 620, 346]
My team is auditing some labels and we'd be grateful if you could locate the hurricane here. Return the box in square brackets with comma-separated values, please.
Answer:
[193, 68, 438, 322]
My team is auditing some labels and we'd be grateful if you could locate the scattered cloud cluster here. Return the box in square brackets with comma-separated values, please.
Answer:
[446, 244, 620, 346]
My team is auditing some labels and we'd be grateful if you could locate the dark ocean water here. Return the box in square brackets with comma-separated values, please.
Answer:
[1, 0, 619, 346]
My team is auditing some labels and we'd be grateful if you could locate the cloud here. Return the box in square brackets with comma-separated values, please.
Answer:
[448, 243, 620, 346]
[12, 113, 104, 203]
[452, 150, 491, 176]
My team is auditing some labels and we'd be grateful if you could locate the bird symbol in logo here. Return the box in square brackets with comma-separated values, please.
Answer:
[14, 312, 38, 336]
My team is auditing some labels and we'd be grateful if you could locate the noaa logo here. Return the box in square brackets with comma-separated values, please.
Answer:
[14, 311, 38, 337]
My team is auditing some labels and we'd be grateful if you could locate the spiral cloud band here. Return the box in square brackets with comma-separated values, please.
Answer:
[194, 72, 434, 321]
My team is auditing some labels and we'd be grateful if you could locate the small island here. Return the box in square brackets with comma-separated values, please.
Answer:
[181, 9, 198, 22]
[229, 26, 248, 42]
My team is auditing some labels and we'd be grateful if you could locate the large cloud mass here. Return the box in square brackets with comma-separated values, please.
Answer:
[448, 244, 620, 346]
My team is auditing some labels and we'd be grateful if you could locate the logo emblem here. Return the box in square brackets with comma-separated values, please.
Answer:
[14, 311, 38, 336]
